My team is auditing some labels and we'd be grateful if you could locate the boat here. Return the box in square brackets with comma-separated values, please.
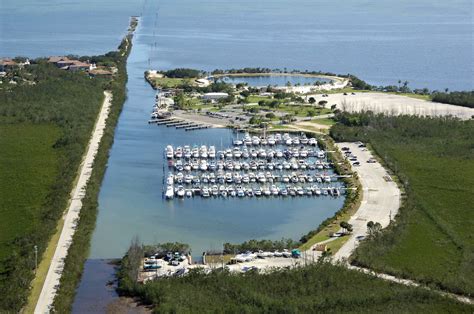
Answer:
[270, 185, 279, 195]
[201, 187, 210, 198]
[165, 145, 174, 159]
[176, 186, 185, 198]
[165, 185, 174, 199]
[211, 185, 219, 197]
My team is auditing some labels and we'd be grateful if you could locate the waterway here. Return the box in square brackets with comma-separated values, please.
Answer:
[73, 16, 345, 312]
[219, 75, 330, 87]
[2, 0, 472, 311]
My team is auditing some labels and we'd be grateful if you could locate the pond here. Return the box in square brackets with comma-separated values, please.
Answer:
[218, 75, 330, 87]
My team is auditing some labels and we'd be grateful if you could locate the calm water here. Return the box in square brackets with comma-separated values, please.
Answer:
[1, 0, 473, 90]
[88, 21, 344, 258]
[220, 75, 330, 87]
[2, 0, 472, 310]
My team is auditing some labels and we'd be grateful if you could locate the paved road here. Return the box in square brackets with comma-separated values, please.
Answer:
[333, 142, 401, 261]
[35, 91, 113, 313]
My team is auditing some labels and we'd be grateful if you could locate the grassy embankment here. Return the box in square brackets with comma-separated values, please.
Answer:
[298, 135, 362, 251]
[331, 112, 474, 296]
[0, 62, 107, 311]
[117, 243, 471, 313]
[49, 21, 136, 313]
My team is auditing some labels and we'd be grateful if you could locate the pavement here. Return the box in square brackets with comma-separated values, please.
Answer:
[306, 92, 474, 120]
[333, 142, 401, 261]
[35, 91, 113, 314]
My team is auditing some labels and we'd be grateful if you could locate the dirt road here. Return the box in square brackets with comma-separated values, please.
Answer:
[307, 92, 474, 119]
[35, 91, 113, 313]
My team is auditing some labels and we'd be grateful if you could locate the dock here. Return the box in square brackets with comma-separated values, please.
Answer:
[163, 132, 348, 200]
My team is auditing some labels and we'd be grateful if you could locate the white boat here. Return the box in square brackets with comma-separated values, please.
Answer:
[176, 186, 185, 198]
[185, 189, 193, 197]
[165, 145, 174, 159]
[165, 185, 174, 199]
[201, 187, 210, 198]
[270, 185, 279, 195]
[208, 146, 216, 158]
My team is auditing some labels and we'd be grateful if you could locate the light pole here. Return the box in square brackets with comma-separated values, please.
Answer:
[34, 245, 38, 274]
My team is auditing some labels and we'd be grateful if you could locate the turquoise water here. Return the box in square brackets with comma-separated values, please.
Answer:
[219, 75, 330, 87]
[1, 0, 473, 90]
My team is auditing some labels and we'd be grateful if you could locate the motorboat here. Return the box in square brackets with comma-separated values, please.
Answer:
[176, 186, 185, 198]
[201, 187, 210, 198]
[165, 185, 174, 199]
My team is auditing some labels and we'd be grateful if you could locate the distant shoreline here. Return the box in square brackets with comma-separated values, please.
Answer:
[211, 72, 347, 84]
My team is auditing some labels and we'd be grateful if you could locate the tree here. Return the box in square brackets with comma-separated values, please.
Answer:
[318, 100, 328, 107]
[266, 112, 276, 119]
[308, 97, 316, 104]
[340, 221, 353, 234]
[367, 221, 382, 237]
[307, 109, 316, 117]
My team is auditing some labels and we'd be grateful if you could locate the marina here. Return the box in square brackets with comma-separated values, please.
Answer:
[163, 132, 345, 200]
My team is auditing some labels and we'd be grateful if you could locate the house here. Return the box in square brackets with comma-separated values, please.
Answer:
[68, 60, 91, 71]
[89, 68, 114, 78]
[0, 58, 18, 71]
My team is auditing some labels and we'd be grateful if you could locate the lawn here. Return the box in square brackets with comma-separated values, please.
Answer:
[153, 77, 194, 88]
[310, 117, 336, 126]
[245, 95, 270, 103]
[331, 113, 474, 295]
[0, 124, 60, 262]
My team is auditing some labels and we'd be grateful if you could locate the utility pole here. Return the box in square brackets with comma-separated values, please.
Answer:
[34, 245, 38, 274]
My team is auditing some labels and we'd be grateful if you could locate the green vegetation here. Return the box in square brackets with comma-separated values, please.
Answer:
[331, 112, 474, 296]
[432, 91, 474, 109]
[51, 28, 134, 312]
[153, 77, 194, 89]
[310, 117, 336, 126]
[0, 124, 60, 260]
[164, 68, 201, 78]
[118, 242, 470, 313]
[0, 62, 107, 311]
[0, 17, 135, 314]
[299, 136, 361, 251]
[223, 239, 299, 254]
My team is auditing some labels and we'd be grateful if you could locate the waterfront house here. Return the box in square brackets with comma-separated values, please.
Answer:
[89, 68, 114, 78]
[0, 58, 18, 71]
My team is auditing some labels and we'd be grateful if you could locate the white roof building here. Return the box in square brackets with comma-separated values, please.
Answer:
[201, 92, 229, 100]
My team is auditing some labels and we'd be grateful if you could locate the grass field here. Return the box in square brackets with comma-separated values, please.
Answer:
[0, 124, 60, 262]
[331, 113, 474, 296]
[153, 77, 194, 88]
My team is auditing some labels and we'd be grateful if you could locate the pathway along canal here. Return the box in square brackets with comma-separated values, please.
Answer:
[73, 17, 343, 313]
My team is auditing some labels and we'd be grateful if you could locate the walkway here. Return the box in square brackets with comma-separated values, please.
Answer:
[35, 91, 113, 313]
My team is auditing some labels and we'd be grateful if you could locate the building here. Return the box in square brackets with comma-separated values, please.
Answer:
[48, 57, 91, 71]
[89, 68, 114, 78]
[0, 58, 18, 71]
[68, 61, 91, 71]
[201, 92, 229, 101]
